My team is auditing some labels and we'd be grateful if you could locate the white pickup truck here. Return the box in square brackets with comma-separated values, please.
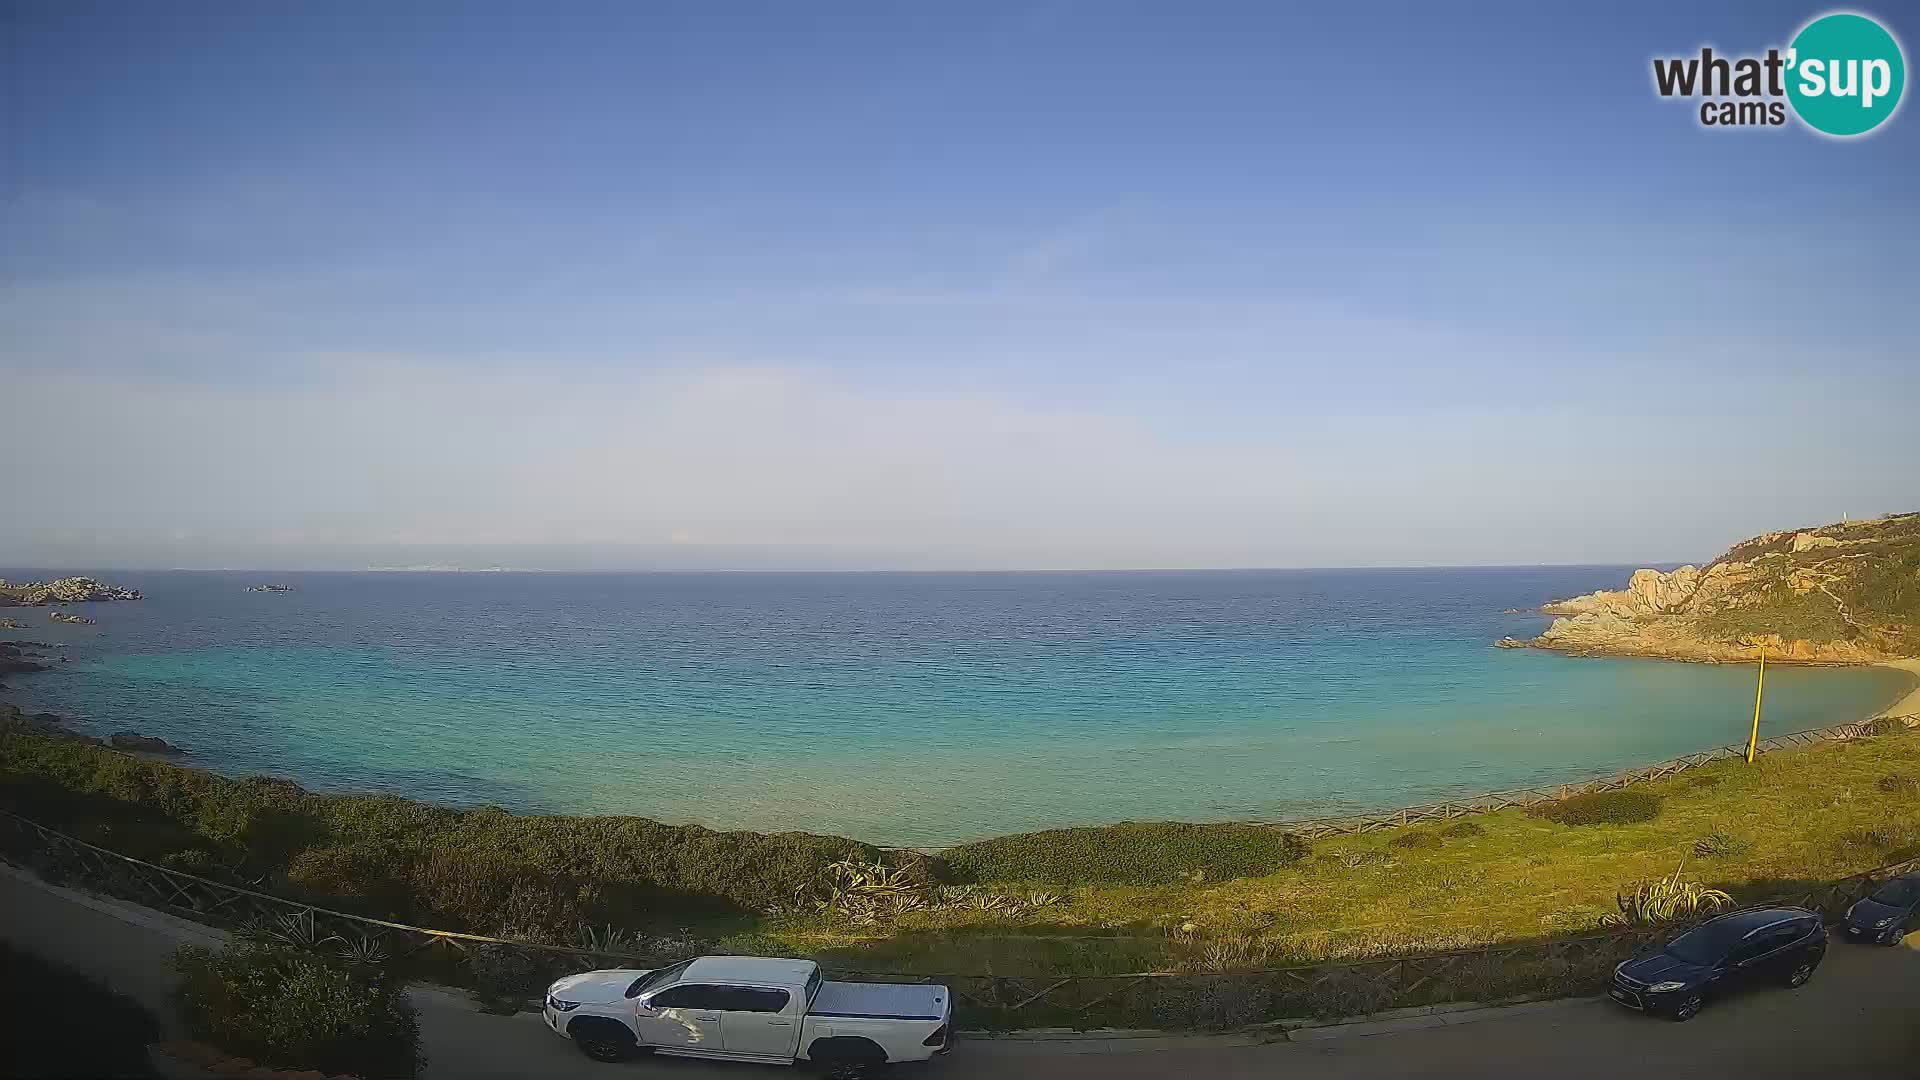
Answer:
[544, 955, 953, 1075]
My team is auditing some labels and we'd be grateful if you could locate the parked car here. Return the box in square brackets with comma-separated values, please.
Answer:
[544, 955, 952, 1074]
[1843, 873, 1920, 945]
[1609, 907, 1826, 1021]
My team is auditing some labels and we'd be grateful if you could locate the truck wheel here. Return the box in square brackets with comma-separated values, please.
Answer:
[809, 1036, 888, 1078]
[568, 1018, 637, 1062]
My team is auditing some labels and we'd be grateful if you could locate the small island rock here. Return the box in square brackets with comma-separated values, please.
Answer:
[49, 611, 97, 625]
[0, 576, 142, 605]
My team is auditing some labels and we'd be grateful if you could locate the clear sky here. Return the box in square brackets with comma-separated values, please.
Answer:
[3, 1, 1915, 570]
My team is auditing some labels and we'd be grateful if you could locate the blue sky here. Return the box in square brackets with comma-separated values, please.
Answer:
[3, 1, 1915, 569]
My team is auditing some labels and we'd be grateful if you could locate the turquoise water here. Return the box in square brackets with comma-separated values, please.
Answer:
[1, 568, 1910, 847]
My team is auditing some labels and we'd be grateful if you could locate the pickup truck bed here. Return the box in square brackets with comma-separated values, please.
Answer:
[811, 980, 947, 1021]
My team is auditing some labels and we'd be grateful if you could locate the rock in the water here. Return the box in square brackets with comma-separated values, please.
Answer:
[110, 732, 185, 755]
[0, 618, 26, 629]
[0, 704, 102, 746]
[0, 576, 143, 605]
[0, 640, 49, 674]
[245, 584, 295, 593]
[1492, 637, 1529, 648]
[49, 611, 96, 625]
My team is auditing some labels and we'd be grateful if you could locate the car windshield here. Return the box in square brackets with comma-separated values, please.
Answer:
[1869, 879, 1920, 906]
[626, 958, 694, 998]
[1663, 922, 1748, 965]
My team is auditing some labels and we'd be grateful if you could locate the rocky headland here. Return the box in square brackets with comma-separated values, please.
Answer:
[1498, 512, 1920, 666]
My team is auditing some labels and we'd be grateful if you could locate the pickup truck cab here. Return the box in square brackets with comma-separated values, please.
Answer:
[545, 955, 952, 1075]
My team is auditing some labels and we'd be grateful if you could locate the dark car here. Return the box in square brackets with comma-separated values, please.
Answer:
[1843, 874, 1920, 945]
[1609, 907, 1826, 1021]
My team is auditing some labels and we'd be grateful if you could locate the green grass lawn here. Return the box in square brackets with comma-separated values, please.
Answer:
[764, 731, 1920, 976]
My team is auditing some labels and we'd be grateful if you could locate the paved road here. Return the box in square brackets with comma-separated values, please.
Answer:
[5, 864, 1916, 1079]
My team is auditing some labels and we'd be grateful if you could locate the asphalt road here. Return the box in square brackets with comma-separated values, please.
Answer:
[5, 864, 1916, 1080]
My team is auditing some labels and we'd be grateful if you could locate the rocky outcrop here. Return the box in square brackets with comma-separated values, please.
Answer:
[1505, 512, 1920, 664]
[111, 732, 186, 755]
[0, 703, 103, 746]
[246, 584, 294, 593]
[0, 576, 143, 606]
[0, 618, 27, 629]
[0, 640, 50, 675]
[49, 611, 96, 625]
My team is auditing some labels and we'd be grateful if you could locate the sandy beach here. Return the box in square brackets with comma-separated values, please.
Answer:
[1875, 658, 1920, 719]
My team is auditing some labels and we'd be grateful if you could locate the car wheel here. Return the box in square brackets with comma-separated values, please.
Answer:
[574, 1032, 633, 1063]
[1667, 995, 1703, 1022]
[1786, 962, 1815, 988]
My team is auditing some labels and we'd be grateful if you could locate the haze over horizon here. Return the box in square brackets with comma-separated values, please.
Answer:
[5, 2, 1916, 572]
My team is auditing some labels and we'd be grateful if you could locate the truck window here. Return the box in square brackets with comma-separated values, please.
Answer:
[724, 987, 792, 1013]
[649, 984, 728, 1011]
[804, 967, 823, 1007]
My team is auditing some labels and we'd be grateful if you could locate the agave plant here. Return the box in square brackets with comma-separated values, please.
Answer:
[574, 923, 642, 957]
[1603, 873, 1734, 927]
[334, 934, 389, 974]
[249, 910, 339, 952]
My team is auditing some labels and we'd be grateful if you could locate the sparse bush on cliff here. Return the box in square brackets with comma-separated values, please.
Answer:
[1439, 820, 1486, 838]
[1388, 830, 1443, 850]
[1527, 789, 1663, 826]
[945, 823, 1309, 886]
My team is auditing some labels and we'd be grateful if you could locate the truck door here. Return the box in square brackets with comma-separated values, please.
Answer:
[719, 986, 800, 1059]
[635, 984, 727, 1051]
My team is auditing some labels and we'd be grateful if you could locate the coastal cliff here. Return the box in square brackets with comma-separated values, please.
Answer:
[1501, 512, 1920, 664]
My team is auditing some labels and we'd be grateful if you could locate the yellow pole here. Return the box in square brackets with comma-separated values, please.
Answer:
[1746, 645, 1766, 763]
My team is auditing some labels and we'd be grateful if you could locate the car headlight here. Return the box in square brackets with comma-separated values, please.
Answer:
[1874, 917, 1897, 929]
[546, 995, 582, 1012]
[1647, 981, 1688, 993]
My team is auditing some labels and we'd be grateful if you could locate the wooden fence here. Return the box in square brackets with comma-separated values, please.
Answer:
[3, 806, 1915, 1030]
[1246, 716, 1911, 839]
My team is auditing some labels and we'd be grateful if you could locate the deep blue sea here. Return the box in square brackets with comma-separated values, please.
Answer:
[1, 568, 1911, 847]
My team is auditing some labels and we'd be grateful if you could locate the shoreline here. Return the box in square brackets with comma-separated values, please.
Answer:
[1873, 658, 1920, 718]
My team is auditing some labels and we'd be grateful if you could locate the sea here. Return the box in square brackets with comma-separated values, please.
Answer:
[1, 567, 1911, 848]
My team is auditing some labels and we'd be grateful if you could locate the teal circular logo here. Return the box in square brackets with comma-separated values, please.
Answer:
[1786, 12, 1906, 136]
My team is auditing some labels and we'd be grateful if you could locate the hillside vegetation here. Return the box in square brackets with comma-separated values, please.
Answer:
[1516, 512, 1920, 662]
[5, 704, 1917, 979]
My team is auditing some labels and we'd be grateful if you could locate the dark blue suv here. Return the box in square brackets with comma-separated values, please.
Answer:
[1843, 873, 1920, 945]
[1609, 907, 1826, 1021]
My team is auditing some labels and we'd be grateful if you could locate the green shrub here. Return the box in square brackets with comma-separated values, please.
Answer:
[1388, 830, 1443, 850]
[944, 823, 1309, 886]
[1692, 830, 1752, 858]
[1527, 789, 1662, 826]
[1439, 820, 1486, 838]
[173, 943, 422, 1078]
